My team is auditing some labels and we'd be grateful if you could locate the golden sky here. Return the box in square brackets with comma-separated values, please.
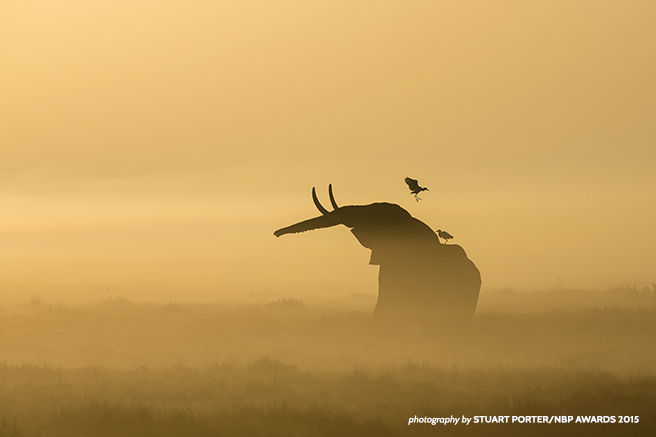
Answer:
[1, 1, 655, 299]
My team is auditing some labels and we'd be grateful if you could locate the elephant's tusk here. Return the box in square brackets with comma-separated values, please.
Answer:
[312, 187, 331, 215]
[328, 184, 339, 211]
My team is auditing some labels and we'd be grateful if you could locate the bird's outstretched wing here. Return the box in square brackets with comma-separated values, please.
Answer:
[405, 177, 420, 191]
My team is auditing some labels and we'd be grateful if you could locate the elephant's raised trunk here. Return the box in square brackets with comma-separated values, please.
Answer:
[274, 185, 343, 237]
[273, 214, 341, 237]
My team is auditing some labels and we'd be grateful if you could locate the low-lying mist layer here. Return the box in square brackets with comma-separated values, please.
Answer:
[2, 288, 655, 371]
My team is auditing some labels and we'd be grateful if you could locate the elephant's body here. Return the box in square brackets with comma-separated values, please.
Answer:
[374, 243, 481, 334]
[275, 188, 481, 335]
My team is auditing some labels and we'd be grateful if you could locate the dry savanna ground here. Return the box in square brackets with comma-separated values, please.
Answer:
[0, 286, 655, 436]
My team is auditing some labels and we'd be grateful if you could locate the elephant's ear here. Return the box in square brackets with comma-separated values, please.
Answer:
[274, 215, 341, 237]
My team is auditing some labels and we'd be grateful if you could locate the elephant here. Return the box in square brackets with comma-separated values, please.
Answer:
[274, 185, 481, 335]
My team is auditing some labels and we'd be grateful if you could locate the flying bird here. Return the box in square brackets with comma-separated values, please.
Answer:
[437, 229, 453, 244]
[405, 177, 429, 201]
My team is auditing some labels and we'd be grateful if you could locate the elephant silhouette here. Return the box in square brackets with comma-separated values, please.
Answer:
[274, 185, 481, 335]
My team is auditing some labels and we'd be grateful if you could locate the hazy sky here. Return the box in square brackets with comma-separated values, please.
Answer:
[1, 1, 655, 300]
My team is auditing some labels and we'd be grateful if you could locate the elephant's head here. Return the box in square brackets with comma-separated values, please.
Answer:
[274, 185, 481, 335]
[274, 185, 439, 265]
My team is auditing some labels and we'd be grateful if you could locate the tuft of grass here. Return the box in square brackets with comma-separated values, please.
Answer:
[26, 293, 46, 308]
[266, 298, 306, 310]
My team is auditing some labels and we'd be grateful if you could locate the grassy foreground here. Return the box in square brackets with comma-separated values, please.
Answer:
[0, 288, 654, 436]
[1, 361, 654, 437]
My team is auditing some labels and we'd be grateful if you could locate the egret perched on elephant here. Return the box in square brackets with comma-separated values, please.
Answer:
[274, 185, 481, 335]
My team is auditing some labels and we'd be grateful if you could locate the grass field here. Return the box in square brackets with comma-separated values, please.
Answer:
[0, 287, 654, 436]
